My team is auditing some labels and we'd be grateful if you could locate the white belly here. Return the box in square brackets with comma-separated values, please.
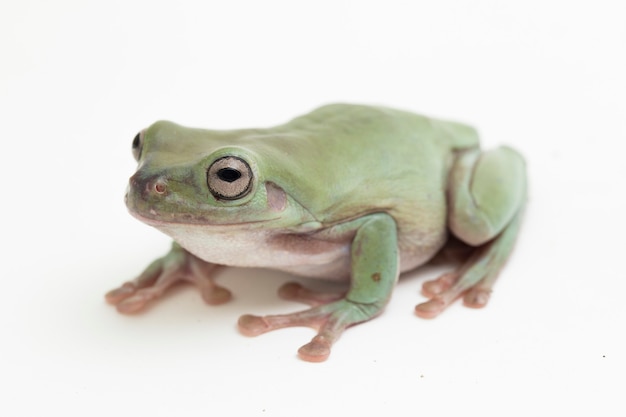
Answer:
[154, 221, 445, 281]
[156, 223, 352, 279]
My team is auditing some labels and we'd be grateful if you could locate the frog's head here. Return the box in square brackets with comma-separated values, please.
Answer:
[125, 121, 314, 230]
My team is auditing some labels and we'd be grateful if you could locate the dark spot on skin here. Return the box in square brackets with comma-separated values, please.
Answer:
[371, 272, 381, 282]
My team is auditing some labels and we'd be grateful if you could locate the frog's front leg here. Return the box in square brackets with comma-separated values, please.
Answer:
[238, 213, 399, 362]
[106, 242, 231, 313]
[416, 146, 526, 318]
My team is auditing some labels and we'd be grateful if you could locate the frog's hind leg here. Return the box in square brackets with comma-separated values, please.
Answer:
[415, 146, 526, 318]
[415, 210, 523, 318]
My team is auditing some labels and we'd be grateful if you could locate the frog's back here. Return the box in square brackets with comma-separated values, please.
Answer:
[285, 103, 479, 151]
[263, 103, 478, 220]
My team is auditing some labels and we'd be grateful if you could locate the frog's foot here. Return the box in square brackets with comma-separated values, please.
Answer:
[277, 282, 346, 307]
[415, 266, 495, 319]
[106, 243, 229, 314]
[415, 210, 523, 319]
[238, 299, 380, 362]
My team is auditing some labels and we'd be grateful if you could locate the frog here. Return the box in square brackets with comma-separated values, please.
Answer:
[106, 103, 526, 362]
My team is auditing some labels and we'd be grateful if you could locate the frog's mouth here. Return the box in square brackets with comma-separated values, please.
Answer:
[127, 206, 277, 229]
[125, 175, 293, 228]
[125, 188, 286, 230]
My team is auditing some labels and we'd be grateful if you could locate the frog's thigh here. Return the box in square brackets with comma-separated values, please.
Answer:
[448, 147, 526, 246]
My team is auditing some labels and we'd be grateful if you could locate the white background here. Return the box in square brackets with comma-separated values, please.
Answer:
[2, 0, 625, 416]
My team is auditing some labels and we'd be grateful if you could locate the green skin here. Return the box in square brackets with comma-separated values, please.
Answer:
[107, 104, 526, 362]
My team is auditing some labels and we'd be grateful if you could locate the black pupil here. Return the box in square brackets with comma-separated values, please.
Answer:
[217, 168, 242, 182]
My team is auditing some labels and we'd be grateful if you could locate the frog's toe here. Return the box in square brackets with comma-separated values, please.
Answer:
[114, 287, 165, 314]
[200, 284, 232, 305]
[278, 282, 345, 307]
[237, 314, 273, 336]
[414, 298, 447, 319]
[115, 296, 148, 314]
[277, 282, 307, 301]
[105, 282, 138, 305]
[421, 272, 459, 298]
[298, 335, 332, 362]
[463, 287, 491, 308]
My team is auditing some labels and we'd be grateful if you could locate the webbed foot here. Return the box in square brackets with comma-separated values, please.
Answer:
[106, 243, 230, 313]
[415, 268, 493, 318]
[415, 210, 523, 319]
[238, 299, 381, 362]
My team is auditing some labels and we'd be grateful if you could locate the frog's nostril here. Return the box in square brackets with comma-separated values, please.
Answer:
[129, 173, 168, 196]
[152, 179, 167, 194]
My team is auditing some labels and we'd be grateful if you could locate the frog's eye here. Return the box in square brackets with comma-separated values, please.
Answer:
[207, 156, 253, 200]
[132, 130, 145, 161]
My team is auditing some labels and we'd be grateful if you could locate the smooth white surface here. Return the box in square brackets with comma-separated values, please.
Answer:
[2, 1, 625, 416]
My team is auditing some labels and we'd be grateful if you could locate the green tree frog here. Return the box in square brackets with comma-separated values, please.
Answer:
[106, 104, 526, 362]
